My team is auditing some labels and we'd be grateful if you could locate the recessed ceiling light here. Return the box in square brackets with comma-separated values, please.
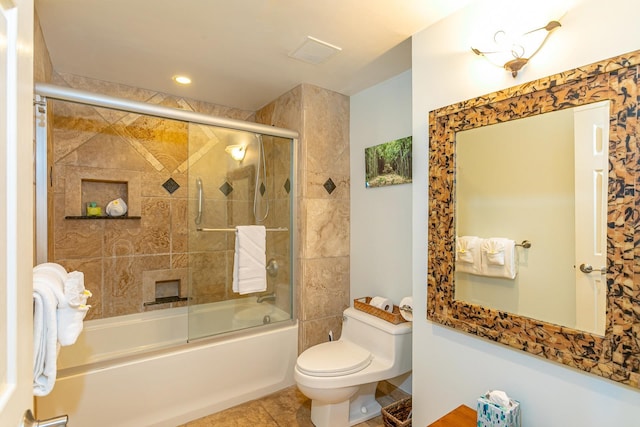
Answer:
[173, 75, 192, 85]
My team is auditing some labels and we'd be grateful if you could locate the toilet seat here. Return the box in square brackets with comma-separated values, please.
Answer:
[296, 340, 372, 377]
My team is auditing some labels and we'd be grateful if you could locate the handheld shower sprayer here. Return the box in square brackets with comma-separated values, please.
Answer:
[253, 134, 269, 222]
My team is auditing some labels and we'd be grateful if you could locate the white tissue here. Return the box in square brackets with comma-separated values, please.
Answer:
[369, 296, 393, 313]
[486, 390, 513, 408]
[106, 198, 128, 217]
[399, 296, 413, 321]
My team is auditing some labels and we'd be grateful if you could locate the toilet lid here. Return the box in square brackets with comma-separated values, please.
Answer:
[296, 341, 372, 377]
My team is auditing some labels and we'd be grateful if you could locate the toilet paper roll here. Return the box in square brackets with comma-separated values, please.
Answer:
[369, 296, 393, 313]
[399, 296, 413, 321]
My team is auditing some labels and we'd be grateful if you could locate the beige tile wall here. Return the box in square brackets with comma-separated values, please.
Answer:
[48, 72, 265, 320]
[257, 84, 350, 353]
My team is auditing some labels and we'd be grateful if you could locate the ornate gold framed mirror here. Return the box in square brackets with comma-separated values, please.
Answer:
[427, 50, 639, 388]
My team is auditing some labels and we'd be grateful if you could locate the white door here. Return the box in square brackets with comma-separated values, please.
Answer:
[0, 0, 34, 425]
[573, 100, 609, 336]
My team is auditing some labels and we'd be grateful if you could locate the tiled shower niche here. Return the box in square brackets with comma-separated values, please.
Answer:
[79, 179, 128, 217]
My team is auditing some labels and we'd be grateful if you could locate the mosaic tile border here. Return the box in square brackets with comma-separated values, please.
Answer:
[427, 50, 640, 388]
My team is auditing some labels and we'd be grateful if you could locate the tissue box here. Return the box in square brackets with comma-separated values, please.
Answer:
[477, 395, 521, 427]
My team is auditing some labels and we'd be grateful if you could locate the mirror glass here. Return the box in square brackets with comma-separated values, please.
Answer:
[454, 101, 609, 336]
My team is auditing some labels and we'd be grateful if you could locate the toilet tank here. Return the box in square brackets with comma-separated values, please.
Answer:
[340, 307, 412, 373]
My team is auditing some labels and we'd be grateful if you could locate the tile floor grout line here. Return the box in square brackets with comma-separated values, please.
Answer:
[180, 382, 410, 426]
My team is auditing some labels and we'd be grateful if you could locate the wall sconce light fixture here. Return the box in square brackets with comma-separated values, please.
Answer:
[471, 20, 561, 77]
[225, 145, 246, 161]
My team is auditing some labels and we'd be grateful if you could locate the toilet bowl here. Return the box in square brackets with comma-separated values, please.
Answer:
[294, 307, 412, 427]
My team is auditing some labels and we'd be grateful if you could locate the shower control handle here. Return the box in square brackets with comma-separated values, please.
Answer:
[266, 258, 279, 277]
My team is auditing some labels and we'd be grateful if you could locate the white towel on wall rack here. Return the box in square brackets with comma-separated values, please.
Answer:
[34, 263, 91, 347]
[32, 263, 92, 396]
[232, 225, 267, 295]
[58, 271, 92, 346]
[480, 237, 517, 279]
[455, 236, 481, 274]
[482, 238, 506, 266]
[32, 277, 60, 397]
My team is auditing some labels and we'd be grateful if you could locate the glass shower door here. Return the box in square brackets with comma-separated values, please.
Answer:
[187, 124, 293, 341]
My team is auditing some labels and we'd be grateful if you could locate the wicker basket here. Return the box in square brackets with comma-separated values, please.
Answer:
[382, 397, 412, 427]
[353, 297, 406, 324]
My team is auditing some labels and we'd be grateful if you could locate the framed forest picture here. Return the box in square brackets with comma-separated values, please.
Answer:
[365, 136, 412, 188]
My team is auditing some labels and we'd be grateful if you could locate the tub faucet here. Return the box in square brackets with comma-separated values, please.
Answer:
[257, 292, 276, 303]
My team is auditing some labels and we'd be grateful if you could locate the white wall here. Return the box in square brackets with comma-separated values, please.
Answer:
[350, 70, 413, 393]
[350, 70, 413, 304]
[412, 0, 640, 426]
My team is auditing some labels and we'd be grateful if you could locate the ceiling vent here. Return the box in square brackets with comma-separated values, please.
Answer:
[289, 36, 342, 65]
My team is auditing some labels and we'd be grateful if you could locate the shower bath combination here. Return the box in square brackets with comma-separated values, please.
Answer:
[33, 83, 299, 425]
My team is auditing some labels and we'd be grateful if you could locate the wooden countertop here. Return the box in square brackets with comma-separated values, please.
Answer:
[427, 405, 476, 427]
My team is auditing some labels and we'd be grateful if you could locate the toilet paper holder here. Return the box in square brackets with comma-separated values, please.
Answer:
[399, 305, 413, 313]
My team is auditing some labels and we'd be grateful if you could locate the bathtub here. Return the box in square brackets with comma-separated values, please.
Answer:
[35, 298, 298, 427]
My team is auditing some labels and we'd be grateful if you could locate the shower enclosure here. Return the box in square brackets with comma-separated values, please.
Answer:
[186, 126, 294, 340]
[34, 83, 297, 352]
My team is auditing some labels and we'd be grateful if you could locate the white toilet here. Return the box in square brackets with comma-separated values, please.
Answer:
[294, 307, 412, 427]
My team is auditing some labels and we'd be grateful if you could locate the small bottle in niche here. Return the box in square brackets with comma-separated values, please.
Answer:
[86, 202, 102, 217]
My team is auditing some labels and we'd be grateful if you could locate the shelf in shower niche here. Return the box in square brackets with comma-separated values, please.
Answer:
[64, 215, 142, 220]
[143, 296, 189, 306]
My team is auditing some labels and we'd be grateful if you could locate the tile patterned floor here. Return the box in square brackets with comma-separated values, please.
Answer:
[179, 381, 410, 427]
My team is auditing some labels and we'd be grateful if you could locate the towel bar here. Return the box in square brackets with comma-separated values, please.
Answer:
[515, 240, 531, 248]
[196, 227, 288, 232]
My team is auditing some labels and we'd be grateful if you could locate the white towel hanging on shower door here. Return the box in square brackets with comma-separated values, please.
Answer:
[232, 225, 267, 294]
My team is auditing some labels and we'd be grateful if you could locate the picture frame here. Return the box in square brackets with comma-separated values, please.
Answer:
[365, 136, 412, 188]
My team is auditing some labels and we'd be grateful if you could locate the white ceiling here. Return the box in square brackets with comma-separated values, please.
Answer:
[35, 0, 472, 111]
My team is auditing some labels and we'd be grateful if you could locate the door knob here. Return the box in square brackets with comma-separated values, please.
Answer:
[579, 263, 605, 274]
[22, 410, 68, 427]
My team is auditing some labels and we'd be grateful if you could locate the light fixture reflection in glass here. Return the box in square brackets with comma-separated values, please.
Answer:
[471, 20, 561, 77]
[225, 145, 246, 161]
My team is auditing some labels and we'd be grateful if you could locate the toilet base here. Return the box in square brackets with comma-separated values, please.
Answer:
[347, 382, 381, 426]
[311, 399, 349, 427]
[308, 382, 381, 427]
